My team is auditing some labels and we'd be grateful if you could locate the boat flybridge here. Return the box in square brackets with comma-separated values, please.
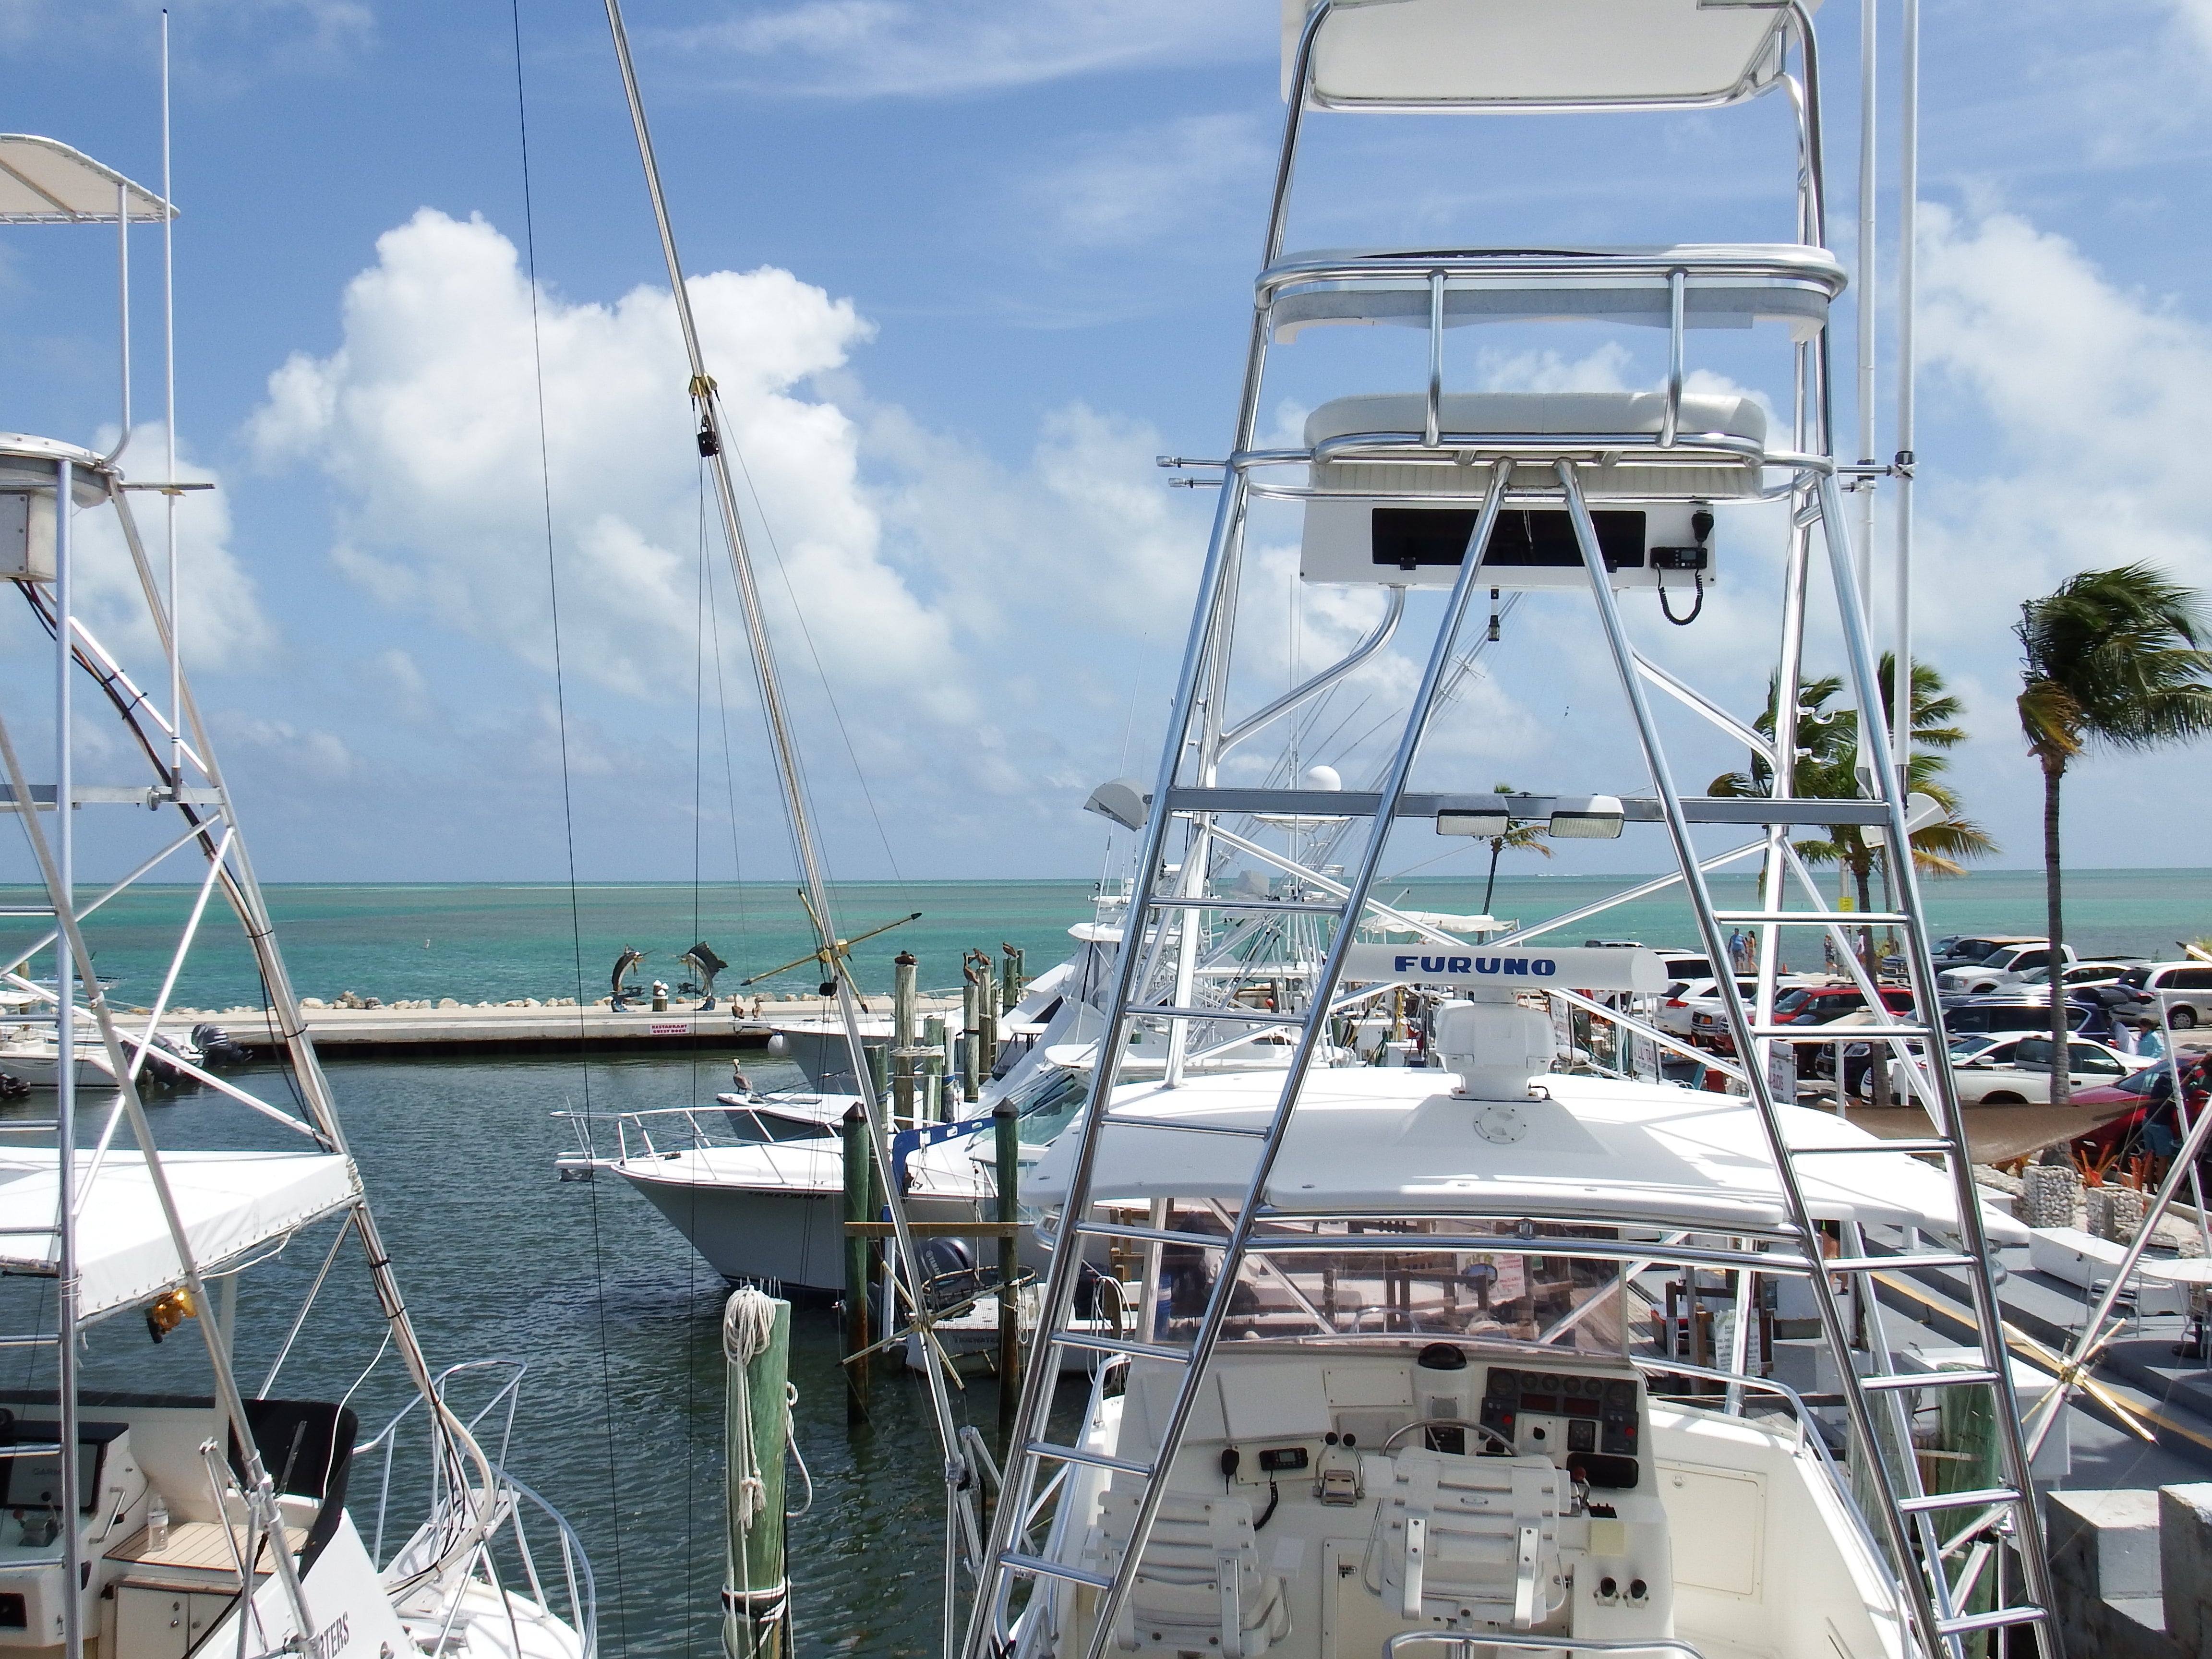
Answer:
[0, 133, 591, 1659]
[953, 5, 2062, 1659]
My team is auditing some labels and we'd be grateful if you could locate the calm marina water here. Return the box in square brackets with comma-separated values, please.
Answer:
[29, 869, 2212, 1657]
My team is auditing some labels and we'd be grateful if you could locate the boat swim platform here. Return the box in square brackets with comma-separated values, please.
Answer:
[142, 994, 964, 1059]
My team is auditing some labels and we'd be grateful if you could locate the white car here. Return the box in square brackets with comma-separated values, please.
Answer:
[1668, 975, 1817, 1039]
[1656, 975, 1754, 1036]
[1935, 940, 2077, 995]
[1889, 1032, 2133, 1105]
[2014, 961, 2142, 993]
[2116, 962, 2212, 1030]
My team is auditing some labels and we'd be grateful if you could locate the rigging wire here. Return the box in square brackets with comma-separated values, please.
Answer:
[507, 3, 628, 1647]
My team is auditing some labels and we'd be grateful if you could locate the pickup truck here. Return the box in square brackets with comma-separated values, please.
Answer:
[1934, 940, 2077, 994]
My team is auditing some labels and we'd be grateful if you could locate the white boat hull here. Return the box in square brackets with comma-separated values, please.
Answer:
[615, 1145, 983, 1292]
[0, 1049, 108, 1088]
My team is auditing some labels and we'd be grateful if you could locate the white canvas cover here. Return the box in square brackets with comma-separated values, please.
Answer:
[0, 1148, 355, 1318]
[1283, 0, 1808, 109]
[0, 135, 171, 223]
[1027, 1069, 2026, 1246]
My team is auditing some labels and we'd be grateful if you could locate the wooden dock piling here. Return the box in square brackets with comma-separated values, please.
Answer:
[842, 1102, 873, 1422]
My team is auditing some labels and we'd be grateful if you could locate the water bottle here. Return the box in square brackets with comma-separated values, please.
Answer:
[145, 1492, 168, 1550]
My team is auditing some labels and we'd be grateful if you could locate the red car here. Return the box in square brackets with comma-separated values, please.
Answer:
[2070, 1056, 2210, 1160]
[1691, 984, 1913, 1060]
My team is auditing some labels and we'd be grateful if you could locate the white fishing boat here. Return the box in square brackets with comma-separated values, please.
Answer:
[0, 1024, 197, 1090]
[0, 115, 591, 1659]
[955, 6, 2064, 1659]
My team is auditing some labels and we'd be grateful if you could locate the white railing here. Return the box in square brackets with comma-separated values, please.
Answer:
[353, 1358, 597, 1659]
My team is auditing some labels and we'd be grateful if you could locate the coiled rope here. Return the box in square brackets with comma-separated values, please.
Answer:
[722, 1288, 779, 1531]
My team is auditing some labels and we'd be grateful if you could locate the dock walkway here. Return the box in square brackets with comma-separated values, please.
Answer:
[147, 995, 965, 1058]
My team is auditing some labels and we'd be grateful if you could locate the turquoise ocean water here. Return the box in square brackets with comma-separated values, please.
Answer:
[8, 867, 2212, 1010]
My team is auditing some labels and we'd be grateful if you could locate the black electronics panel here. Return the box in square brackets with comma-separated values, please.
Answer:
[1371, 508, 1647, 572]
[1481, 1369, 1641, 1475]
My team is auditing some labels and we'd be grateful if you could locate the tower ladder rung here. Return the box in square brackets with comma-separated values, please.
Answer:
[1793, 1140, 1957, 1156]
[1050, 1331, 1192, 1365]
[1025, 1440, 1156, 1478]
[1936, 1606, 2047, 1637]
[1747, 1024, 1931, 1040]
[1145, 897, 1347, 915]
[1105, 1117, 1270, 1141]
[1712, 910, 1912, 926]
[1898, 1486, 2021, 1514]
[1863, 1370, 2002, 1395]
[999, 1552, 1116, 1591]
[1825, 1253, 1979, 1274]
[1070, 1218, 1233, 1249]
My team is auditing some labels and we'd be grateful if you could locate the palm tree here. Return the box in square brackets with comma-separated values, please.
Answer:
[1479, 781, 1552, 914]
[1712, 656, 1996, 1105]
[2017, 565, 2212, 1106]
[1710, 655, 1997, 920]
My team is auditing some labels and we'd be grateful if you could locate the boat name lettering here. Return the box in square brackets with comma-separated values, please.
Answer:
[302, 1614, 350, 1659]
[1390, 955, 1555, 977]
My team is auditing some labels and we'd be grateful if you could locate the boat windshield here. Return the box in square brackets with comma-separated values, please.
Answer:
[1008, 1066, 1091, 1144]
[1147, 1212, 1635, 1358]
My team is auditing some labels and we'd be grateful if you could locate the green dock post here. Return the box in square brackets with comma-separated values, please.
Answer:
[922, 1013, 948, 1121]
[721, 1286, 791, 1659]
[842, 1102, 872, 1422]
[994, 1097, 1021, 1449]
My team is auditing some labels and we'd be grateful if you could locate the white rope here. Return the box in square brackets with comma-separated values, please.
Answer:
[723, 1287, 779, 1530]
[782, 1382, 813, 1518]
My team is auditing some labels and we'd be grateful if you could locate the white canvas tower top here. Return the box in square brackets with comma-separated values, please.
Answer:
[0, 135, 171, 222]
[1282, 0, 1816, 108]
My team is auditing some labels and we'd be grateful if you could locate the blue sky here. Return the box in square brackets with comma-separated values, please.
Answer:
[3, 0, 2211, 892]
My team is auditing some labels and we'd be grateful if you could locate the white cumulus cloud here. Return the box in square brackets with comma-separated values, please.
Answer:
[250, 207, 966, 709]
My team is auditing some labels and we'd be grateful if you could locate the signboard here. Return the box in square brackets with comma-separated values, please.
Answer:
[1341, 943, 1667, 993]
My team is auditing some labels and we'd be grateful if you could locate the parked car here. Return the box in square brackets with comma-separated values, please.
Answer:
[1772, 984, 1915, 1026]
[1927, 935, 2046, 974]
[1660, 974, 1806, 1037]
[1928, 1034, 2134, 1105]
[1943, 998, 2091, 1038]
[2071, 1051, 2212, 1159]
[1695, 982, 1912, 1059]
[2116, 962, 2212, 1029]
[1935, 940, 2077, 995]
[2017, 961, 2144, 991]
